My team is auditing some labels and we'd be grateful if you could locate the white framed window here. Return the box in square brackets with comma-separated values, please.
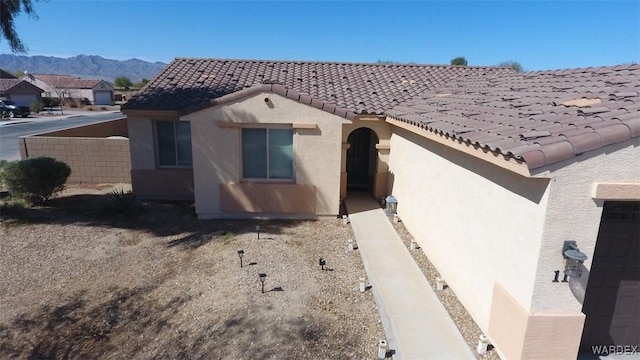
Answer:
[155, 120, 192, 167]
[242, 128, 293, 180]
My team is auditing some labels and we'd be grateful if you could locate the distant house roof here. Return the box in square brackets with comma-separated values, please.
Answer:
[0, 78, 43, 93]
[386, 64, 640, 170]
[0, 69, 17, 79]
[122, 58, 514, 116]
[31, 74, 106, 89]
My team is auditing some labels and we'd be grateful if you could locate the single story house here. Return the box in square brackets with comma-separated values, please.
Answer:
[122, 58, 639, 359]
[0, 69, 43, 107]
[23, 74, 114, 105]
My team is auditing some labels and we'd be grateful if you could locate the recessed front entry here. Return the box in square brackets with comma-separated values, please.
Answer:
[346, 128, 378, 192]
[580, 201, 640, 351]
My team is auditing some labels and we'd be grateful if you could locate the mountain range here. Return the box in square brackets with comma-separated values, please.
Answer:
[0, 54, 167, 82]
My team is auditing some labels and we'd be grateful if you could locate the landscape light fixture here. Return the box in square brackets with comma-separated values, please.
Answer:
[259, 273, 267, 293]
[563, 241, 588, 279]
[384, 195, 398, 216]
[237, 249, 245, 268]
[255, 225, 261, 240]
[319, 258, 326, 271]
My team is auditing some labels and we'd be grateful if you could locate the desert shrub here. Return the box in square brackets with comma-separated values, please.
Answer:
[30, 100, 44, 113]
[100, 106, 108, 111]
[109, 188, 137, 214]
[1, 157, 71, 204]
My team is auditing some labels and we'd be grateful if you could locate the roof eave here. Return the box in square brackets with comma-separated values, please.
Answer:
[386, 116, 533, 177]
[177, 84, 356, 120]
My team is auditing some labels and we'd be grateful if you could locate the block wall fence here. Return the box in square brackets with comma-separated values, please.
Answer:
[19, 118, 131, 184]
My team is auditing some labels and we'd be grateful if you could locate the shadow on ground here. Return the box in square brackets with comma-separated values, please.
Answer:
[0, 284, 345, 359]
[1, 192, 307, 250]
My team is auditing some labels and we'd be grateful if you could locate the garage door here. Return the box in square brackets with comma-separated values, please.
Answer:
[93, 90, 112, 105]
[580, 201, 640, 351]
[9, 94, 38, 107]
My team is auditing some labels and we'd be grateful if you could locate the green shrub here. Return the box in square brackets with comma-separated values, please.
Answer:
[1, 157, 71, 204]
[109, 188, 137, 214]
[30, 100, 44, 113]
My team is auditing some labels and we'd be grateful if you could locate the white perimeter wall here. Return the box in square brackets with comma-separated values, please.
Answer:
[388, 127, 551, 330]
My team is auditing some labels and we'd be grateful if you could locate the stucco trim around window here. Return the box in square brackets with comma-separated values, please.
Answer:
[592, 182, 640, 200]
[217, 121, 316, 130]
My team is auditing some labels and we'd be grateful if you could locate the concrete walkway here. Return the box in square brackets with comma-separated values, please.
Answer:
[345, 193, 474, 360]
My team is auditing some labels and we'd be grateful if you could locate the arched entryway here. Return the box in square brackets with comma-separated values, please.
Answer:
[346, 127, 379, 192]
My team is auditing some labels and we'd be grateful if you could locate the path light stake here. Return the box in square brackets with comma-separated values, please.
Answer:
[378, 339, 388, 359]
[259, 273, 267, 293]
[359, 276, 366, 292]
[476, 334, 490, 355]
[410, 239, 417, 250]
[347, 239, 354, 252]
[319, 258, 326, 271]
[237, 249, 245, 268]
[255, 225, 261, 240]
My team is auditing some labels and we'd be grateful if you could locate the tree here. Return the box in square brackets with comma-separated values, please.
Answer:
[0, 0, 40, 53]
[450, 57, 468, 66]
[133, 78, 149, 89]
[498, 60, 524, 72]
[114, 76, 133, 90]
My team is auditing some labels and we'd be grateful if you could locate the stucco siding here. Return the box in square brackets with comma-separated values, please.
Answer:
[388, 127, 550, 329]
[530, 138, 640, 313]
[127, 116, 156, 170]
[183, 92, 349, 218]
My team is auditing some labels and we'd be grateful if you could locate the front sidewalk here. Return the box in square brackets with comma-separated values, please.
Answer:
[345, 193, 475, 360]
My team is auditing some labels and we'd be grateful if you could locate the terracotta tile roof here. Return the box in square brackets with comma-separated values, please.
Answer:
[32, 74, 104, 89]
[386, 64, 640, 170]
[122, 58, 514, 115]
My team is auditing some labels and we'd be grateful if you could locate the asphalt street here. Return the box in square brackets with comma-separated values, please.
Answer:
[0, 111, 125, 161]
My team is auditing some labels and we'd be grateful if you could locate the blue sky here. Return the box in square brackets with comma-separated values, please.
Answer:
[4, 0, 640, 71]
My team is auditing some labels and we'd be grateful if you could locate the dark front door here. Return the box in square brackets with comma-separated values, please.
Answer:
[580, 201, 640, 351]
[346, 128, 377, 192]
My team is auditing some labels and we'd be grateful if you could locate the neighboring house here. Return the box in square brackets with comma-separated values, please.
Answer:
[23, 74, 114, 105]
[122, 58, 639, 359]
[0, 69, 18, 79]
[0, 70, 44, 107]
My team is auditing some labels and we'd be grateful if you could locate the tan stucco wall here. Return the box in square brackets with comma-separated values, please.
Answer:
[182, 92, 349, 218]
[530, 137, 640, 314]
[126, 115, 194, 200]
[489, 283, 585, 360]
[20, 136, 131, 184]
[127, 116, 156, 170]
[388, 127, 550, 329]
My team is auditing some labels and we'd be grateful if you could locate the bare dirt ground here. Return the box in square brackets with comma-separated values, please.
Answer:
[0, 184, 385, 359]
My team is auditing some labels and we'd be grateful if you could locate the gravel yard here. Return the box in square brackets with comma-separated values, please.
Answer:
[0, 184, 385, 359]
